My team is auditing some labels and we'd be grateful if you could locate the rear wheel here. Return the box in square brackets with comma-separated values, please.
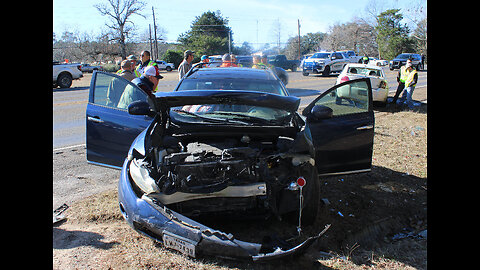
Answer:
[322, 66, 330, 76]
[57, 73, 73, 88]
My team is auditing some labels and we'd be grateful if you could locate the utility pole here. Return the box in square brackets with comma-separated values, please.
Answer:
[297, 19, 301, 60]
[152, 6, 158, 60]
[256, 20, 258, 50]
[149, 24, 153, 55]
[228, 30, 231, 55]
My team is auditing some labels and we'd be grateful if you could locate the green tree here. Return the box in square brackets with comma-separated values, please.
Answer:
[177, 11, 231, 56]
[163, 49, 183, 68]
[375, 9, 413, 60]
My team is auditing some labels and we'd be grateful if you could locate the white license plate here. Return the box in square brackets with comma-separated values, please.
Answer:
[163, 232, 196, 257]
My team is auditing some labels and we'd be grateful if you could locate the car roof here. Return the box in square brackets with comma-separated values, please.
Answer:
[185, 67, 278, 80]
[345, 63, 382, 70]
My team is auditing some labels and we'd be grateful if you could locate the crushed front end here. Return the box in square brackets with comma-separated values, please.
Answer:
[117, 90, 328, 260]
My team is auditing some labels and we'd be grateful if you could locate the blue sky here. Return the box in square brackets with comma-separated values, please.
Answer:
[53, 0, 425, 49]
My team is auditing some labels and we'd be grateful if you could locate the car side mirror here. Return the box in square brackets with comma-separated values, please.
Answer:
[128, 100, 155, 117]
[307, 105, 333, 120]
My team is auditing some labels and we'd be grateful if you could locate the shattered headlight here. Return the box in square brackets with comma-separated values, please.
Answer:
[129, 158, 160, 194]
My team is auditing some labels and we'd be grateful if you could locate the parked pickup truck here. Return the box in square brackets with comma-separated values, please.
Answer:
[338, 50, 365, 63]
[154, 60, 175, 71]
[80, 63, 104, 73]
[53, 62, 83, 88]
[267, 55, 300, 71]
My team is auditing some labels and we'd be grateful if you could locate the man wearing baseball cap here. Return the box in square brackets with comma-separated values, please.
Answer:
[141, 65, 163, 93]
[116, 65, 163, 109]
[178, 50, 195, 80]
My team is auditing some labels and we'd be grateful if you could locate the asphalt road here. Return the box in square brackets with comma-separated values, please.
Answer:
[52, 67, 427, 209]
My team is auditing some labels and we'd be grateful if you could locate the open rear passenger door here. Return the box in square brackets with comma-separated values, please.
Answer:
[302, 78, 374, 176]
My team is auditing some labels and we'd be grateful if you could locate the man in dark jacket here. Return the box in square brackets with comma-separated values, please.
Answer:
[117, 66, 162, 109]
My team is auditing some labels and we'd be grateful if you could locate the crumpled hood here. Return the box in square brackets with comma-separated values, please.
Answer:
[154, 90, 300, 113]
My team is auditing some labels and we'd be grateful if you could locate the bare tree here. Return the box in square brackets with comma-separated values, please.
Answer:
[94, 0, 147, 59]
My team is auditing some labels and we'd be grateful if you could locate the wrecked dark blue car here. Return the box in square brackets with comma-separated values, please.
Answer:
[86, 66, 374, 261]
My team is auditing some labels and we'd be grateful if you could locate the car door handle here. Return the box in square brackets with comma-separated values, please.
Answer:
[88, 116, 104, 123]
[356, 125, 373, 130]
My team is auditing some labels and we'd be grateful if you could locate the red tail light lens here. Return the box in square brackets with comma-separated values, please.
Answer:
[340, 76, 349, 83]
[297, 177, 306, 187]
[77, 65, 82, 71]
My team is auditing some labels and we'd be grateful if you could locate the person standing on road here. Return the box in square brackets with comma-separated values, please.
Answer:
[116, 60, 136, 81]
[220, 53, 238, 67]
[126, 55, 141, 77]
[136, 51, 158, 75]
[194, 55, 210, 68]
[178, 50, 195, 80]
[117, 66, 163, 109]
[252, 54, 269, 69]
[391, 59, 418, 109]
[136, 51, 160, 92]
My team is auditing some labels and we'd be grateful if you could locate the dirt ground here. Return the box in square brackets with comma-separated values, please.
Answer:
[53, 87, 427, 269]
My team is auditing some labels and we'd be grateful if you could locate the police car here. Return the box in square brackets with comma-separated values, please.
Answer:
[389, 53, 423, 71]
[302, 51, 349, 76]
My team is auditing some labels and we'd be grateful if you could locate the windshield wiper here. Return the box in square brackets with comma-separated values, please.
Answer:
[204, 112, 277, 125]
[172, 109, 251, 125]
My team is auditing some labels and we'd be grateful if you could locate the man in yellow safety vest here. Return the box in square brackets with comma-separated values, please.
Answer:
[390, 58, 418, 109]
[136, 51, 161, 92]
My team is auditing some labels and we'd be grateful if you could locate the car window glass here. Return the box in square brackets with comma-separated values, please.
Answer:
[92, 73, 149, 110]
[334, 53, 343, 59]
[177, 78, 286, 96]
[347, 67, 381, 77]
[314, 80, 370, 116]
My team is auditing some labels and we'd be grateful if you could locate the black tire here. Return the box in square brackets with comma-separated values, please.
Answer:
[302, 71, 309, 76]
[322, 65, 330, 76]
[57, 73, 73, 88]
[291, 65, 297, 72]
[166, 66, 172, 72]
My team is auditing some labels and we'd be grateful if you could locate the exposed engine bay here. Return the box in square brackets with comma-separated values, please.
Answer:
[128, 121, 319, 222]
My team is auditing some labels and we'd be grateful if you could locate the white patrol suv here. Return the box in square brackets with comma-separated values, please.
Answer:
[302, 51, 350, 76]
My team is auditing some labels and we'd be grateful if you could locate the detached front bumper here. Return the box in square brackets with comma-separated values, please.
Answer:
[118, 158, 329, 261]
